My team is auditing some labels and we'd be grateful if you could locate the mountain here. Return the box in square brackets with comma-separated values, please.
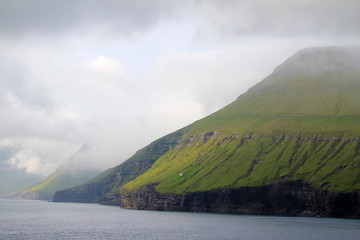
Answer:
[54, 46, 360, 218]
[14, 145, 100, 200]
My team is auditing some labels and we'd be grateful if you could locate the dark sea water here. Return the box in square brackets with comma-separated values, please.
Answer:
[0, 199, 359, 240]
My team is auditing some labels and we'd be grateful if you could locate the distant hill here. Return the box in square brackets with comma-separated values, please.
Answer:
[14, 146, 100, 200]
[54, 46, 360, 218]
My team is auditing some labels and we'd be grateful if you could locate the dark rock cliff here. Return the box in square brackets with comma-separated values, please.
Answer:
[120, 180, 360, 218]
[53, 182, 108, 203]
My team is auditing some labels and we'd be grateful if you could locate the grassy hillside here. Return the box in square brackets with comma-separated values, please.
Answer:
[123, 115, 360, 194]
[216, 47, 360, 117]
[120, 46, 360, 195]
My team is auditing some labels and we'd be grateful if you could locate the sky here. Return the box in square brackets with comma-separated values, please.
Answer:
[0, 0, 360, 177]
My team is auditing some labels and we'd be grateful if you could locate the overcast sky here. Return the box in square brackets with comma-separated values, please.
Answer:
[0, 0, 359, 176]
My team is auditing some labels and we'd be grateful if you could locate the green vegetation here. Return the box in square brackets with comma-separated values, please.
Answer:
[122, 115, 360, 194]
[216, 64, 360, 117]
[55, 46, 360, 203]
[120, 47, 360, 195]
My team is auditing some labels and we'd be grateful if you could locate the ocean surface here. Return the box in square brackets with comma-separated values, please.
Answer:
[0, 199, 359, 240]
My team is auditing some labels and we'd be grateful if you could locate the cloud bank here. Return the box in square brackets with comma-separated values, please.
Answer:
[0, 0, 359, 177]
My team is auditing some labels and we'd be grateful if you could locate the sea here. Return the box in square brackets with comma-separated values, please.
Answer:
[0, 199, 359, 240]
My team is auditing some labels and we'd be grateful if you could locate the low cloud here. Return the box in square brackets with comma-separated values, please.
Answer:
[1, 137, 80, 175]
[0, 0, 179, 40]
[148, 39, 318, 115]
[0, 0, 359, 178]
[8, 149, 46, 175]
[1, 1, 359, 42]
[190, 0, 360, 42]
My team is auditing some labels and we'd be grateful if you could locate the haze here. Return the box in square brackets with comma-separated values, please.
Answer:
[0, 0, 359, 178]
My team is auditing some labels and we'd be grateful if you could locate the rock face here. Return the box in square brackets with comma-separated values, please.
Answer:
[53, 181, 122, 205]
[120, 181, 360, 218]
[53, 182, 107, 203]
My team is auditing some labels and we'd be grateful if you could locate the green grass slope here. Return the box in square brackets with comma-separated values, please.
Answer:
[123, 115, 360, 194]
[216, 46, 360, 116]
[121, 46, 360, 195]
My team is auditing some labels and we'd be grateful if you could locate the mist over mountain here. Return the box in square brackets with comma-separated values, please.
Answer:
[14, 144, 105, 200]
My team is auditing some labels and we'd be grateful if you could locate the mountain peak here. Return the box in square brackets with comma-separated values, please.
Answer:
[216, 46, 360, 117]
[273, 46, 360, 75]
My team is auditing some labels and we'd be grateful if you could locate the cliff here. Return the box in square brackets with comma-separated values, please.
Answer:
[120, 181, 360, 218]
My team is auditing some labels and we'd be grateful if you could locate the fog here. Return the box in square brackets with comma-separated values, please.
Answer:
[0, 0, 359, 177]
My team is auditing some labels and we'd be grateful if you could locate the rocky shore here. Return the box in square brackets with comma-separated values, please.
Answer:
[120, 180, 360, 218]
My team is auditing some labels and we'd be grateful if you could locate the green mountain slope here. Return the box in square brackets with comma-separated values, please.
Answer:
[121, 46, 360, 196]
[217, 46, 360, 116]
[123, 115, 360, 194]
[54, 46, 360, 217]
[14, 146, 100, 200]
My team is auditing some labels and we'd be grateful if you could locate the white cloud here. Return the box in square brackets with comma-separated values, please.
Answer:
[189, 0, 360, 42]
[148, 39, 307, 114]
[3, 137, 80, 175]
[78, 55, 128, 98]
[8, 149, 44, 174]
